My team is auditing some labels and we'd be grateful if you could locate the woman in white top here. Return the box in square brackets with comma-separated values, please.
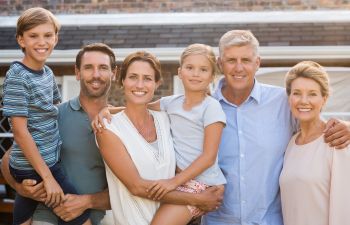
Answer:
[279, 61, 350, 225]
[96, 51, 222, 225]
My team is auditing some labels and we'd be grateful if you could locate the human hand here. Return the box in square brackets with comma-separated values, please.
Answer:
[147, 179, 178, 200]
[91, 106, 111, 133]
[43, 176, 65, 208]
[324, 118, 350, 149]
[54, 194, 89, 222]
[16, 179, 46, 202]
[195, 186, 223, 212]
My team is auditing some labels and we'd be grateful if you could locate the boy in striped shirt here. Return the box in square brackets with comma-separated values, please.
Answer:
[2, 7, 90, 225]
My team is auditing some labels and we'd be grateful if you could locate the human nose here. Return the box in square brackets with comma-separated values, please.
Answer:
[135, 78, 144, 88]
[234, 60, 243, 71]
[91, 67, 101, 78]
[300, 94, 308, 103]
[37, 36, 46, 45]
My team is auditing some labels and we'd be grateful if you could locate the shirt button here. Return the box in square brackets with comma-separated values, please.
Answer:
[238, 130, 242, 134]
[241, 176, 245, 181]
[240, 154, 245, 158]
[242, 200, 246, 204]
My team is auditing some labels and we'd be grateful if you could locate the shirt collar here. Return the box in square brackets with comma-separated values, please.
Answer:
[69, 96, 83, 111]
[213, 77, 262, 104]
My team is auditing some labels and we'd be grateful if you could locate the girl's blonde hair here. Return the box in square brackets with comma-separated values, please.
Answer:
[180, 43, 218, 76]
[285, 61, 330, 97]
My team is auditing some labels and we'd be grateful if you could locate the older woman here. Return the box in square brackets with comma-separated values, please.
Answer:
[279, 61, 350, 225]
[96, 51, 221, 225]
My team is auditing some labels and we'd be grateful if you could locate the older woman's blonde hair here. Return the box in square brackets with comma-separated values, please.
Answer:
[285, 61, 330, 97]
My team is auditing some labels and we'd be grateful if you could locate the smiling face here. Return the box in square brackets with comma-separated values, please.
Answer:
[219, 44, 260, 103]
[76, 51, 116, 99]
[122, 60, 160, 106]
[178, 54, 214, 93]
[288, 77, 327, 124]
[17, 22, 58, 70]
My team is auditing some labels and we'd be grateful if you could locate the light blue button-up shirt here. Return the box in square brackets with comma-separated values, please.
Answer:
[202, 78, 297, 225]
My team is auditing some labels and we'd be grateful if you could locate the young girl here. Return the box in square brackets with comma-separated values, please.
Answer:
[94, 43, 226, 224]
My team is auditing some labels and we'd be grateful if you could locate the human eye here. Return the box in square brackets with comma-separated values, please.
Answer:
[29, 34, 38, 38]
[185, 65, 193, 70]
[45, 33, 54, 38]
[145, 75, 154, 81]
[242, 58, 251, 63]
[201, 67, 209, 72]
[100, 65, 110, 71]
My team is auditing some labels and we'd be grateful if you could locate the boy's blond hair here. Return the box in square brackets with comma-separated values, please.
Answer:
[16, 7, 60, 51]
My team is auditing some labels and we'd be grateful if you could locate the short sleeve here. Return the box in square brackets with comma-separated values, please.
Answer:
[53, 77, 61, 104]
[2, 72, 30, 117]
[160, 95, 175, 111]
[203, 97, 226, 127]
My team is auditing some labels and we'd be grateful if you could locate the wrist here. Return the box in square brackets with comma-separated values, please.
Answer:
[83, 194, 93, 209]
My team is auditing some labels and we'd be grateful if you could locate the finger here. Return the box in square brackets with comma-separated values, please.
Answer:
[148, 186, 161, 199]
[333, 138, 350, 149]
[98, 115, 106, 130]
[324, 118, 337, 133]
[157, 190, 167, 200]
[107, 113, 112, 124]
[91, 121, 97, 133]
[324, 129, 343, 143]
[22, 179, 37, 186]
[154, 188, 164, 200]
[45, 193, 52, 206]
[146, 182, 158, 193]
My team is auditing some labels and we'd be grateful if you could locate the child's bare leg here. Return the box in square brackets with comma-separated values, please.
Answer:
[20, 217, 32, 225]
[151, 204, 192, 225]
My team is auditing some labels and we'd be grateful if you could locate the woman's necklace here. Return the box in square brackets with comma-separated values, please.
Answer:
[129, 111, 157, 142]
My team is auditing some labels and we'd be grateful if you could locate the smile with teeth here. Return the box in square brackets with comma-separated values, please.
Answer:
[90, 81, 103, 88]
[298, 108, 312, 112]
[233, 75, 245, 79]
[132, 91, 147, 96]
[35, 48, 48, 53]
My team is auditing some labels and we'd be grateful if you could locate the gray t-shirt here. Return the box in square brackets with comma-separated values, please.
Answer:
[160, 94, 226, 185]
[32, 97, 108, 225]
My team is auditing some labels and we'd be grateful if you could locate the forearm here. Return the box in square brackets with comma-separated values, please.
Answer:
[0, 150, 17, 189]
[14, 130, 51, 179]
[160, 190, 199, 206]
[109, 106, 125, 114]
[87, 188, 111, 210]
[172, 155, 214, 187]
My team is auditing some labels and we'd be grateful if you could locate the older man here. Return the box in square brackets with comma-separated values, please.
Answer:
[202, 30, 350, 225]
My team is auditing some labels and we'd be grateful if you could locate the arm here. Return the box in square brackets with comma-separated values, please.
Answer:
[11, 116, 64, 207]
[96, 129, 222, 209]
[91, 106, 125, 133]
[147, 99, 161, 111]
[148, 122, 225, 200]
[1, 150, 46, 202]
[329, 146, 350, 224]
[53, 188, 111, 222]
[324, 119, 350, 149]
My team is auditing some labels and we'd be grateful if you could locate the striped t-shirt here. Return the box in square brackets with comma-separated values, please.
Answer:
[3, 61, 62, 170]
